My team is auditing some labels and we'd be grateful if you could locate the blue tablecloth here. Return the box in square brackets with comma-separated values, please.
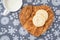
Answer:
[0, 0, 60, 40]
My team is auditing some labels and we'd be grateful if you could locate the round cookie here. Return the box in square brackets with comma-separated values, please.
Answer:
[19, 5, 54, 37]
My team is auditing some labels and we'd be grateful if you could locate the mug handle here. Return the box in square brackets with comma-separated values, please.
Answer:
[3, 9, 9, 16]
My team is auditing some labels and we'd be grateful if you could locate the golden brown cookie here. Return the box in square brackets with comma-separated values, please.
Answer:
[19, 5, 54, 37]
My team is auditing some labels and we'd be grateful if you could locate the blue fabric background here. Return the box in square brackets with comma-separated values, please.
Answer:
[0, 0, 60, 40]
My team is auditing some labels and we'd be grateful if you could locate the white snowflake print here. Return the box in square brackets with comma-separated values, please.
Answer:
[54, 23, 58, 28]
[13, 19, 20, 26]
[1, 28, 7, 34]
[0, 28, 7, 35]
[20, 36, 27, 40]
[34, 0, 37, 2]
[0, 1, 1, 3]
[53, 7, 57, 11]
[28, 35, 36, 40]
[35, 0, 40, 5]
[20, 36, 23, 40]
[44, 37, 49, 40]
[44, 33, 53, 40]
[51, 28, 55, 32]
[27, 0, 33, 3]
[0, 0, 3, 3]
[58, 16, 60, 21]
[45, 35, 49, 40]
[38, 38, 44, 40]
[56, 37, 60, 40]
[47, 34, 53, 40]
[47, 0, 50, 2]
[19, 27, 28, 36]
[1, 17, 9, 25]
[13, 35, 19, 40]
[53, 17, 56, 23]
[47, 34, 50, 38]
[53, 30, 60, 36]
[52, 0, 60, 6]
[15, 13, 18, 18]
[11, 13, 18, 18]
[8, 26, 11, 28]
[12, 13, 15, 16]
[33, 0, 40, 5]
[55, 10, 60, 15]
[23, 3, 28, 7]
[0, 4, 2, 10]
[0, 32, 3, 35]
[40, 0, 48, 4]
[9, 15, 13, 20]
[58, 26, 60, 30]
[32, 2, 36, 5]
[0, 35, 10, 40]
[8, 27, 17, 35]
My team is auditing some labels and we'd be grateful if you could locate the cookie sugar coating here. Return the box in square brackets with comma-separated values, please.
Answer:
[19, 5, 54, 37]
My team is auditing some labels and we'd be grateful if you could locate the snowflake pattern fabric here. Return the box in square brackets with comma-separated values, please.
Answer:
[0, 0, 60, 40]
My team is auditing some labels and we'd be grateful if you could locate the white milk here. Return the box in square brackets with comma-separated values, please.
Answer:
[3, 0, 22, 16]
[4, 0, 22, 11]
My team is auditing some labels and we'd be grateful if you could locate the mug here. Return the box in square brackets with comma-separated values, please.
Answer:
[2, 0, 22, 16]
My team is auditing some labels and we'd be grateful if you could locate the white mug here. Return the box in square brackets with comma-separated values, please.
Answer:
[2, 0, 22, 16]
